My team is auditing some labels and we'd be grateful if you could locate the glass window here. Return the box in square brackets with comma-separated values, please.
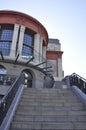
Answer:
[22, 45, 33, 56]
[0, 42, 11, 55]
[22, 28, 34, 58]
[23, 34, 33, 46]
[0, 24, 14, 56]
[1, 29, 13, 41]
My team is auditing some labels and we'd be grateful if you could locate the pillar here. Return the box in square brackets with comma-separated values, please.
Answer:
[39, 36, 43, 63]
[10, 24, 19, 59]
[18, 25, 25, 56]
[42, 46, 47, 67]
[58, 58, 63, 79]
[33, 34, 40, 64]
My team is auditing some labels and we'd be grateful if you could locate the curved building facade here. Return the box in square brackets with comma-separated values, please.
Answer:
[0, 10, 48, 62]
[0, 10, 63, 93]
[0, 10, 52, 89]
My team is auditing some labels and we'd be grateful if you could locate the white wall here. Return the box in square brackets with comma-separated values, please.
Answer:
[47, 43, 61, 51]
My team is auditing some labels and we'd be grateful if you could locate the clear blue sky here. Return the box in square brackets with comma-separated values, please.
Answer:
[0, 0, 86, 78]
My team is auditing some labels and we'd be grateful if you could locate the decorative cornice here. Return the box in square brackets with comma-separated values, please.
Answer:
[46, 51, 63, 59]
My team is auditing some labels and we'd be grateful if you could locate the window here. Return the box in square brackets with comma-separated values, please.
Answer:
[0, 24, 14, 56]
[22, 28, 34, 59]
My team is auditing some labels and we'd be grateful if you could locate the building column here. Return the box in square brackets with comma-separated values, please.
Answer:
[33, 34, 40, 64]
[10, 24, 19, 59]
[58, 58, 63, 79]
[42, 46, 47, 67]
[18, 25, 25, 56]
[39, 36, 43, 62]
[42, 46, 46, 59]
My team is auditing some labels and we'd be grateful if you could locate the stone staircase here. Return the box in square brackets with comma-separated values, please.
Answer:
[9, 87, 86, 130]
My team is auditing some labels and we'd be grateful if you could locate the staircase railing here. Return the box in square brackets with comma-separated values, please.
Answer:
[0, 73, 25, 125]
[69, 73, 86, 94]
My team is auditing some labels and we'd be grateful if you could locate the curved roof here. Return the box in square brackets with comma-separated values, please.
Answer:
[0, 10, 48, 46]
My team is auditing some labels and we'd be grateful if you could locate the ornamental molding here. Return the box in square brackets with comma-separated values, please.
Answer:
[15, 16, 26, 25]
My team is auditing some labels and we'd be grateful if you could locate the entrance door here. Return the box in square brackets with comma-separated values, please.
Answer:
[23, 69, 33, 88]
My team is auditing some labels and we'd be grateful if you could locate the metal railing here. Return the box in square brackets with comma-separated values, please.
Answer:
[0, 74, 16, 86]
[0, 47, 54, 75]
[69, 73, 86, 94]
[0, 73, 25, 125]
[0, 47, 46, 64]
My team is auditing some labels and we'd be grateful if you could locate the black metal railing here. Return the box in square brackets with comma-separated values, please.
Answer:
[0, 48, 53, 75]
[0, 73, 25, 125]
[0, 74, 16, 86]
[69, 73, 86, 94]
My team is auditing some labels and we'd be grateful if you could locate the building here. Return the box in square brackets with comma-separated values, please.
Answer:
[1, 10, 86, 130]
[47, 38, 64, 81]
[0, 10, 63, 94]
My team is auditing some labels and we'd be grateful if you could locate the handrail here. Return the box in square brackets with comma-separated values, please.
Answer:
[70, 73, 86, 82]
[0, 73, 25, 125]
[69, 73, 86, 94]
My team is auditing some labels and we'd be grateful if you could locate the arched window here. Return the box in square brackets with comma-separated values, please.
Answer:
[22, 28, 34, 59]
[0, 24, 14, 56]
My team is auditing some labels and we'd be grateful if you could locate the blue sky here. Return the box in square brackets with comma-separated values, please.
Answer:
[0, 0, 86, 78]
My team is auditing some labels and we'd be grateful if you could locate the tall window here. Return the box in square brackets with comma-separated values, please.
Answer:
[0, 24, 14, 56]
[22, 28, 34, 59]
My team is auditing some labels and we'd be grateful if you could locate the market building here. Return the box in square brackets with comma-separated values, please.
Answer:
[0, 10, 63, 93]
[0, 10, 86, 130]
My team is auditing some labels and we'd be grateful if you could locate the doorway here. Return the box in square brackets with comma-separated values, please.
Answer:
[23, 69, 33, 88]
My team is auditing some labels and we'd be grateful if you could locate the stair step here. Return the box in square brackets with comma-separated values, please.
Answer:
[10, 121, 86, 130]
[20, 98, 81, 103]
[15, 109, 86, 116]
[23, 88, 76, 95]
[14, 114, 86, 122]
[9, 87, 86, 130]
[18, 101, 84, 108]
[22, 92, 76, 96]
[17, 105, 85, 111]
[21, 95, 79, 101]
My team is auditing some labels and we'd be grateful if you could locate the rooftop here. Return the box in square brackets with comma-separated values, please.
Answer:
[48, 38, 60, 44]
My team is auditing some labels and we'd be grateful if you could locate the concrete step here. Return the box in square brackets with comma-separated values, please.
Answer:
[9, 87, 86, 130]
[23, 88, 76, 95]
[21, 95, 79, 101]
[23, 87, 72, 92]
[18, 101, 84, 107]
[13, 114, 86, 122]
[21, 90, 79, 97]
[22, 91, 76, 96]
[10, 121, 86, 130]
[20, 97, 81, 103]
[17, 105, 85, 111]
[15, 109, 86, 116]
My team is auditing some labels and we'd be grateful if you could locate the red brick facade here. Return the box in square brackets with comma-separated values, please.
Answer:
[46, 51, 63, 60]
